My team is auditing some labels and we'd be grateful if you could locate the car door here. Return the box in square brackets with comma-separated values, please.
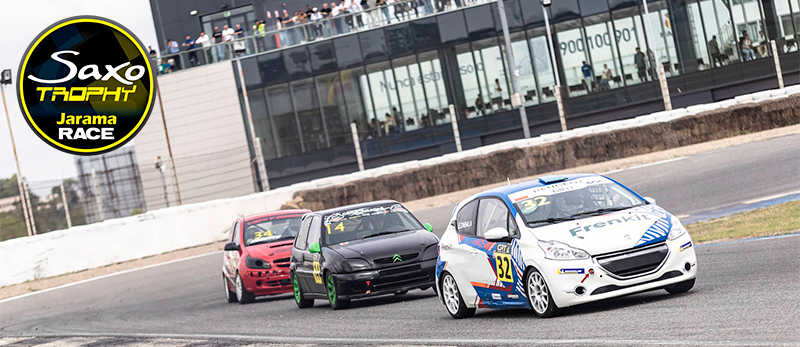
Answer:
[449, 199, 480, 297]
[292, 215, 313, 289]
[231, 220, 243, 276]
[473, 198, 521, 304]
[306, 216, 326, 294]
[223, 220, 240, 282]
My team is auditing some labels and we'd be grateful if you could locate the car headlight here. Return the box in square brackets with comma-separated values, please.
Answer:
[422, 244, 439, 261]
[342, 258, 371, 272]
[538, 240, 590, 260]
[668, 217, 687, 241]
[245, 255, 271, 269]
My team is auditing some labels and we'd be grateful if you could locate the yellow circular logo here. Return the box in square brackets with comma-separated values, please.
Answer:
[17, 16, 155, 155]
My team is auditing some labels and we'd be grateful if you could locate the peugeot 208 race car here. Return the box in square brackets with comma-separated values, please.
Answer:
[223, 210, 310, 304]
[290, 200, 439, 310]
[436, 174, 697, 318]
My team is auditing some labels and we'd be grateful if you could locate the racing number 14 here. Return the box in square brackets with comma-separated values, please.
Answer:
[494, 253, 513, 283]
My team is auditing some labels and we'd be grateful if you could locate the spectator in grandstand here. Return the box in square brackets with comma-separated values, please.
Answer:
[148, 46, 157, 58]
[212, 26, 223, 61]
[182, 35, 197, 66]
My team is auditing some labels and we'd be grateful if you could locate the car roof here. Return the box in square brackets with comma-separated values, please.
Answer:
[312, 200, 400, 215]
[244, 209, 309, 222]
[476, 173, 599, 198]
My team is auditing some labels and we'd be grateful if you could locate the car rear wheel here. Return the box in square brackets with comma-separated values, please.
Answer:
[224, 274, 237, 303]
[235, 272, 255, 304]
[665, 278, 695, 294]
[525, 268, 560, 318]
[325, 273, 350, 310]
[292, 273, 314, 308]
[441, 272, 475, 319]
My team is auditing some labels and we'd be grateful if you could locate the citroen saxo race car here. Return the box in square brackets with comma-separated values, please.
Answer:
[223, 210, 309, 304]
[436, 174, 697, 318]
[290, 200, 439, 309]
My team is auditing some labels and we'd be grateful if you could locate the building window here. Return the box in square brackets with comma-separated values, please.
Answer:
[290, 78, 327, 152]
[247, 90, 278, 160]
[472, 37, 508, 113]
[265, 84, 302, 157]
[392, 55, 427, 131]
[507, 32, 538, 106]
[555, 19, 590, 96]
[527, 27, 557, 103]
[611, 6, 651, 86]
[315, 72, 350, 147]
[339, 67, 370, 131]
[417, 50, 449, 129]
[366, 61, 402, 135]
[582, 13, 623, 91]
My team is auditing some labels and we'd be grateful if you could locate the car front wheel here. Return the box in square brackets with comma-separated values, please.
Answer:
[325, 273, 350, 310]
[525, 268, 560, 318]
[235, 272, 255, 304]
[441, 272, 475, 319]
[224, 274, 237, 303]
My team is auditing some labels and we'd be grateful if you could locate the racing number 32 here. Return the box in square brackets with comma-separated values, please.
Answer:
[494, 253, 513, 282]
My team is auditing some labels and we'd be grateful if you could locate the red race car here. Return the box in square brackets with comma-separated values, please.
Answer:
[223, 210, 310, 304]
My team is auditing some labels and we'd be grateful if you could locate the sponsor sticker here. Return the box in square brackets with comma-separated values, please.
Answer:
[679, 241, 693, 252]
[558, 268, 585, 275]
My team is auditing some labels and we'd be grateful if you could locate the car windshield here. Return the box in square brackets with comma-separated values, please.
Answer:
[322, 204, 423, 245]
[244, 214, 304, 246]
[509, 176, 645, 227]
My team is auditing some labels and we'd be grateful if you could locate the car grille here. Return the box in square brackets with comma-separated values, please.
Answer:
[594, 242, 669, 278]
[273, 257, 290, 268]
[373, 253, 418, 264]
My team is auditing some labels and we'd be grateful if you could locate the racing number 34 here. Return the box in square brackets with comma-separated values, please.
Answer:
[494, 253, 513, 282]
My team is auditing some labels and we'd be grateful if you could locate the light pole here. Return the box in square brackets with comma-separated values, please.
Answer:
[497, 0, 530, 138]
[235, 58, 270, 191]
[153, 62, 183, 205]
[1, 69, 35, 236]
[541, 0, 568, 131]
[641, 0, 672, 110]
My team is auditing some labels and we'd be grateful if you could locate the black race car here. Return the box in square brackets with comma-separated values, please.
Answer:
[290, 200, 439, 309]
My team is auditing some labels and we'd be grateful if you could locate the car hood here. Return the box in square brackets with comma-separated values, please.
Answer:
[327, 230, 437, 262]
[528, 205, 673, 255]
[245, 240, 294, 260]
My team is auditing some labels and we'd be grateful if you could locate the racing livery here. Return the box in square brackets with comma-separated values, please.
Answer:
[290, 200, 438, 309]
[436, 174, 697, 318]
[223, 210, 309, 304]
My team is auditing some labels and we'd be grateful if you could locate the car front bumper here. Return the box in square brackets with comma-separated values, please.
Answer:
[242, 267, 293, 295]
[331, 259, 436, 300]
[539, 234, 698, 308]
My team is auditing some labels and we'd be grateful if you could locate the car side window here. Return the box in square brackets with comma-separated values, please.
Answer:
[309, 216, 322, 245]
[228, 222, 237, 242]
[508, 213, 519, 236]
[295, 216, 311, 250]
[477, 199, 511, 238]
[456, 200, 478, 236]
[232, 221, 241, 245]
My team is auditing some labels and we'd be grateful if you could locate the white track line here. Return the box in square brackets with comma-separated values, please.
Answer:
[15, 333, 800, 347]
[741, 190, 800, 204]
[0, 251, 221, 305]
[602, 156, 687, 175]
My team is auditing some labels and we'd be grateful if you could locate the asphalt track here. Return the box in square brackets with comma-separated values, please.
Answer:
[1, 134, 799, 346]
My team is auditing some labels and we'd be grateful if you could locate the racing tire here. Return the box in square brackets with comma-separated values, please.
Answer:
[223, 274, 237, 303]
[292, 273, 314, 308]
[325, 272, 350, 310]
[525, 268, 561, 318]
[235, 272, 255, 304]
[665, 278, 695, 294]
[440, 272, 475, 319]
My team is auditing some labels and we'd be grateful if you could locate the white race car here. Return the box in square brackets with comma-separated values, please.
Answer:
[435, 174, 697, 318]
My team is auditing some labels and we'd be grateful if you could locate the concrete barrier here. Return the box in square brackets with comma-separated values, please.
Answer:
[1, 87, 798, 287]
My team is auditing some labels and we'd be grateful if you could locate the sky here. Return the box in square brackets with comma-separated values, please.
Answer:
[0, 0, 159, 182]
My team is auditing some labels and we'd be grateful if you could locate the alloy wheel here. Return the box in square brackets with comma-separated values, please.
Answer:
[527, 272, 549, 314]
[326, 275, 336, 306]
[235, 274, 243, 302]
[442, 275, 460, 314]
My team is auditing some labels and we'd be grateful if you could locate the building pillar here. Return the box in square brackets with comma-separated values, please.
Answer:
[668, 0, 699, 73]
[760, 0, 783, 41]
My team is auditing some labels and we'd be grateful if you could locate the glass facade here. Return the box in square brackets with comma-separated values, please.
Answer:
[238, 0, 800, 187]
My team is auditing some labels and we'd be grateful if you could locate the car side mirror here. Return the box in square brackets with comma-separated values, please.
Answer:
[224, 242, 238, 251]
[309, 242, 321, 253]
[484, 227, 510, 241]
[644, 197, 656, 204]
[423, 223, 433, 233]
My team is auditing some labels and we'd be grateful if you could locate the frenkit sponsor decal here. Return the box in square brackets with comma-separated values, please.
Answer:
[569, 213, 653, 237]
[17, 16, 155, 155]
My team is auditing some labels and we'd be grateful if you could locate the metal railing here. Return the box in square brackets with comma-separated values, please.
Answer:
[155, 0, 492, 74]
